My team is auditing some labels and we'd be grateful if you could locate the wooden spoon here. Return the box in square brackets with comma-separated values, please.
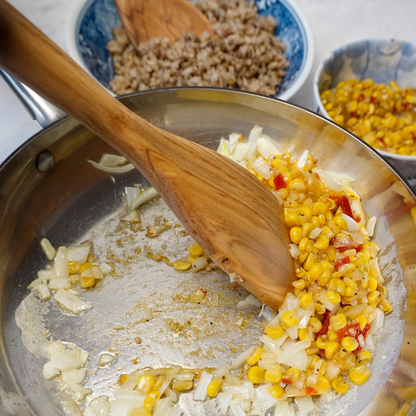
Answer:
[0, 1, 294, 310]
[114, 0, 215, 47]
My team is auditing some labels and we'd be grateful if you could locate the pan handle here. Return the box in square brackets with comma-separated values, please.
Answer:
[0, 69, 66, 128]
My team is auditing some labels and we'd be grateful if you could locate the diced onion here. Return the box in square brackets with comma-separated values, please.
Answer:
[48, 277, 71, 290]
[289, 244, 300, 259]
[231, 346, 256, 370]
[294, 396, 314, 416]
[98, 154, 128, 167]
[308, 227, 322, 239]
[87, 159, 135, 173]
[256, 136, 280, 159]
[54, 289, 93, 314]
[229, 273, 243, 283]
[191, 257, 208, 272]
[274, 398, 295, 416]
[54, 246, 69, 279]
[99, 262, 113, 275]
[341, 213, 359, 231]
[127, 187, 159, 212]
[366, 216, 377, 237]
[121, 210, 140, 222]
[40, 238, 56, 260]
[217, 392, 232, 415]
[237, 294, 262, 309]
[193, 371, 213, 401]
[251, 157, 274, 179]
[67, 241, 91, 264]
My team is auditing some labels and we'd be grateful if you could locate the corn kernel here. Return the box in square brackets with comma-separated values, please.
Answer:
[299, 237, 309, 252]
[268, 384, 284, 398]
[299, 206, 313, 221]
[328, 278, 346, 296]
[316, 375, 330, 392]
[327, 329, 338, 341]
[265, 363, 282, 384]
[298, 327, 309, 340]
[356, 314, 367, 331]
[327, 290, 341, 305]
[315, 234, 329, 250]
[144, 391, 161, 412]
[309, 317, 323, 333]
[331, 376, 350, 394]
[207, 378, 222, 398]
[302, 222, 314, 237]
[289, 178, 306, 191]
[300, 293, 314, 309]
[312, 201, 329, 216]
[292, 279, 306, 290]
[266, 325, 284, 339]
[309, 263, 322, 281]
[357, 350, 372, 364]
[136, 375, 155, 395]
[153, 375, 165, 390]
[79, 263, 92, 273]
[173, 379, 193, 392]
[290, 227, 303, 244]
[281, 311, 298, 327]
[173, 261, 191, 271]
[285, 213, 302, 227]
[316, 336, 326, 349]
[368, 277, 378, 292]
[367, 291, 380, 304]
[286, 368, 300, 382]
[342, 336, 359, 352]
[188, 242, 203, 257]
[303, 253, 316, 271]
[334, 215, 348, 230]
[318, 270, 332, 287]
[379, 299, 393, 314]
[68, 261, 80, 274]
[349, 364, 371, 385]
[246, 347, 263, 366]
[325, 341, 340, 360]
[79, 275, 95, 288]
[247, 366, 265, 384]
[330, 314, 347, 331]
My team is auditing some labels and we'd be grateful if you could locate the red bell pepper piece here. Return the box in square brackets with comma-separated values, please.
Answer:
[281, 377, 292, 385]
[333, 256, 350, 271]
[337, 323, 371, 353]
[331, 195, 354, 218]
[306, 386, 318, 395]
[316, 310, 331, 336]
[273, 173, 287, 190]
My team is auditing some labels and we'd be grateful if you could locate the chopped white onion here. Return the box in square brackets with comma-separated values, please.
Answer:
[127, 187, 159, 212]
[62, 368, 87, 385]
[365, 334, 375, 350]
[255, 384, 279, 412]
[54, 246, 69, 279]
[63, 377, 92, 400]
[289, 244, 300, 259]
[237, 294, 262, 309]
[214, 364, 231, 378]
[294, 396, 314, 416]
[369, 258, 384, 283]
[121, 210, 140, 222]
[40, 238, 56, 260]
[256, 136, 280, 159]
[229, 133, 242, 144]
[341, 213, 359, 231]
[235, 317, 244, 327]
[163, 387, 178, 403]
[38, 269, 56, 281]
[308, 227, 322, 240]
[54, 289, 93, 314]
[48, 277, 71, 290]
[229, 398, 248, 416]
[298, 306, 315, 329]
[193, 371, 213, 401]
[229, 273, 243, 283]
[89, 396, 110, 416]
[217, 138, 231, 157]
[371, 308, 385, 334]
[217, 392, 232, 415]
[87, 159, 135, 173]
[251, 157, 274, 179]
[274, 399, 296, 416]
[99, 262, 113, 275]
[366, 216, 377, 237]
[67, 241, 91, 264]
[191, 257, 208, 273]
[37, 284, 51, 301]
[81, 265, 103, 280]
[277, 339, 311, 366]
[98, 154, 128, 167]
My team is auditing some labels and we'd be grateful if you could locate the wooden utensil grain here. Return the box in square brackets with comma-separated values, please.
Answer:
[0, 1, 294, 310]
[114, 0, 215, 47]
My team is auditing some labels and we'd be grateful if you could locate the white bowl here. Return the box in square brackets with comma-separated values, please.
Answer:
[313, 39, 416, 178]
[66, 0, 314, 101]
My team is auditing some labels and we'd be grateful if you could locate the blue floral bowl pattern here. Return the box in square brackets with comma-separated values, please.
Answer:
[313, 38, 416, 168]
[67, 0, 313, 100]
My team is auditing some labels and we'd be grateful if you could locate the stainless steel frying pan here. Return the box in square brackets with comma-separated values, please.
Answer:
[0, 87, 415, 416]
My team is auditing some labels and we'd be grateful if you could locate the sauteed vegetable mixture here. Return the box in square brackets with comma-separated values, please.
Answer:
[28, 126, 392, 416]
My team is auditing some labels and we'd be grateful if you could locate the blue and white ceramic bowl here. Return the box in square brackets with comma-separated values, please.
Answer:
[66, 0, 314, 101]
[313, 39, 416, 167]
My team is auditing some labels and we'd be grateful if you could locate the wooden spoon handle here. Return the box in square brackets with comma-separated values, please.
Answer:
[0, 1, 295, 309]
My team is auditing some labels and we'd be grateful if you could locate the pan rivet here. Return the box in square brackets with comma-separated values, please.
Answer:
[36, 151, 55, 172]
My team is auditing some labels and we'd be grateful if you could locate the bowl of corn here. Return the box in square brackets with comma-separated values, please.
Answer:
[312, 39, 416, 178]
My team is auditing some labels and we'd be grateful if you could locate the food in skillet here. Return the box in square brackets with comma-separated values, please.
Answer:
[321, 78, 416, 155]
[27, 126, 392, 415]
[107, 0, 289, 96]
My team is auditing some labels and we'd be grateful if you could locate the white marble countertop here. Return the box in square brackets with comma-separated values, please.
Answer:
[1, 0, 416, 165]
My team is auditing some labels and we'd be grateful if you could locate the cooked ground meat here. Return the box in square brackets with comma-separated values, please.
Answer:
[107, 0, 289, 96]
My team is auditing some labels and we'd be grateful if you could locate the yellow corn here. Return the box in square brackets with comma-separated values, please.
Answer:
[299, 206, 313, 221]
[266, 325, 284, 339]
[327, 290, 341, 305]
[334, 215, 348, 230]
[207, 378, 222, 398]
[281, 311, 298, 327]
[349, 364, 372, 385]
[79, 275, 95, 288]
[379, 299, 393, 314]
[173, 261, 191, 271]
[188, 242, 203, 257]
[285, 213, 302, 227]
[289, 178, 306, 191]
[318, 270, 332, 287]
[330, 314, 347, 331]
[342, 336, 359, 352]
[312, 201, 329, 215]
[356, 314, 367, 331]
[302, 222, 314, 237]
[298, 327, 309, 340]
[309, 263, 322, 281]
[316, 336, 326, 349]
[79, 262, 92, 273]
[331, 376, 350, 394]
[136, 375, 155, 395]
[315, 234, 329, 250]
[299, 237, 309, 252]
[328, 278, 346, 296]
[153, 375, 166, 390]
[309, 317, 323, 333]
[316, 375, 330, 392]
[173, 379, 193, 392]
[325, 341, 340, 360]
[68, 261, 80, 274]
[246, 347, 263, 366]
[292, 279, 306, 290]
[144, 391, 161, 412]
[368, 277, 378, 292]
[367, 291, 380, 304]
[265, 363, 282, 384]
[300, 293, 314, 309]
[357, 350, 372, 364]
[268, 384, 284, 398]
[290, 227, 303, 244]
[286, 368, 300, 382]
[247, 366, 265, 384]
[303, 253, 316, 271]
